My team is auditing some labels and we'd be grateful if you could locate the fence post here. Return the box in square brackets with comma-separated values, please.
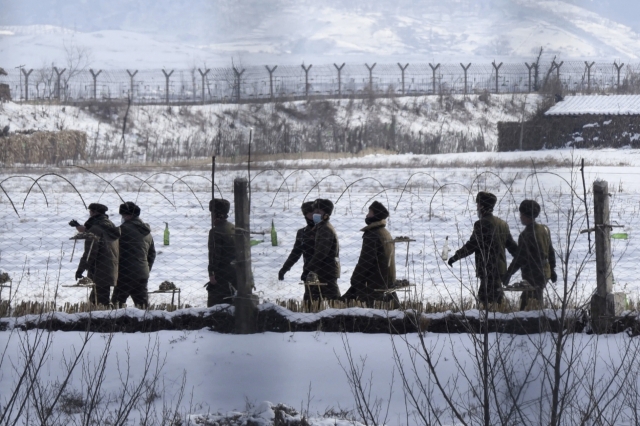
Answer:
[198, 68, 210, 104]
[265, 65, 277, 100]
[525, 62, 535, 92]
[398, 63, 409, 95]
[162, 69, 174, 105]
[591, 180, 625, 333]
[460, 63, 471, 95]
[126, 70, 138, 100]
[334, 63, 345, 97]
[614, 61, 625, 92]
[365, 63, 376, 95]
[301, 64, 312, 99]
[428, 63, 440, 94]
[233, 67, 245, 103]
[234, 177, 257, 334]
[585, 61, 595, 93]
[492, 61, 503, 93]
[53, 67, 66, 101]
[552, 60, 564, 80]
[89, 69, 102, 100]
[21, 68, 33, 101]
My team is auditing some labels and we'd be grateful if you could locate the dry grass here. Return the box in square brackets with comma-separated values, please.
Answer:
[0, 130, 87, 166]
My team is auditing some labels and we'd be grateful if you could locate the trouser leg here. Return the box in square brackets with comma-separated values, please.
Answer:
[207, 281, 232, 307]
[130, 279, 149, 308]
[478, 276, 504, 306]
[90, 284, 111, 306]
[520, 284, 545, 310]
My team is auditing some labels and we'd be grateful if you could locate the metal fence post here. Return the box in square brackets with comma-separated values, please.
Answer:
[525, 62, 535, 92]
[429, 63, 440, 94]
[265, 65, 277, 100]
[398, 63, 409, 95]
[21, 68, 33, 101]
[334, 63, 345, 97]
[301, 64, 312, 99]
[365, 63, 376, 95]
[585, 61, 595, 93]
[233, 177, 257, 334]
[492, 61, 503, 93]
[89, 69, 102, 100]
[233, 67, 245, 103]
[126, 70, 138, 100]
[198, 68, 210, 104]
[460, 63, 471, 95]
[162, 69, 174, 105]
[614, 61, 625, 92]
[53, 67, 66, 101]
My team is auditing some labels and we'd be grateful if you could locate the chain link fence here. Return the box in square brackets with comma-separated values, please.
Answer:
[0, 164, 638, 319]
[2, 60, 640, 104]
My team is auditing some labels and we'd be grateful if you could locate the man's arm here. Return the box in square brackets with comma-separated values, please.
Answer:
[207, 229, 216, 275]
[450, 221, 480, 263]
[505, 224, 518, 256]
[281, 229, 304, 273]
[505, 233, 525, 278]
[350, 236, 374, 286]
[147, 238, 156, 271]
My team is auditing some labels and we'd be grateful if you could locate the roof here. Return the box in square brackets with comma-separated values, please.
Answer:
[0, 67, 7, 76]
[545, 95, 640, 116]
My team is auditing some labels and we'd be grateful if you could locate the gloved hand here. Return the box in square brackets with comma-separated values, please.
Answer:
[278, 269, 286, 281]
[550, 269, 558, 283]
[75, 269, 84, 280]
[69, 219, 80, 227]
[447, 256, 457, 267]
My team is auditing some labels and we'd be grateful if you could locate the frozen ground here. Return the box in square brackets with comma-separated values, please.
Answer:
[1, 149, 639, 308]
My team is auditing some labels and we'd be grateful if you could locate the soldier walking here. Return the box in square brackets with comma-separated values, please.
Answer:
[278, 201, 315, 282]
[111, 202, 156, 308]
[207, 198, 237, 307]
[342, 201, 399, 307]
[71, 203, 120, 306]
[448, 192, 518, 306]
[305, 199, 341, 301]
[504, 200, 557, 310]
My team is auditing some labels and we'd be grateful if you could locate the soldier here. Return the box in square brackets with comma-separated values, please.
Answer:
[71, 203, 120, 306]
[504, 200, 557, 310]
[342, 201, 399, 307]
[111, 202, 156, 308]
[207, 198, 236, 307]
[305, 199, 341, 301]
[278, 201, 315, 282]
[448, 192, 518, 306]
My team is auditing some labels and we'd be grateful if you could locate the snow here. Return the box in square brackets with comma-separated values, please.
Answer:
[545, 95, 640, 116]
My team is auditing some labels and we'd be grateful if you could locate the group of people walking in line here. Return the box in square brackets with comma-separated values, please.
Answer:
[71, 190, 557, 311]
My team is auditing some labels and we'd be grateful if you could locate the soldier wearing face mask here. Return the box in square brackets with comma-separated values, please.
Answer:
[342, 201, 398, 307]
[305, 198, 341, 301]
[448, 192, 518, 306]
[278, 201, 316, 282]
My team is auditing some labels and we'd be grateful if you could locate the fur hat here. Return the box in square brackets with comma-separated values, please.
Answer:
[119, 201, 141, 217]
[312, 198, 334, 216]
[475, 192, 497, 212]
[209, 198, 230, 216]
[368, 200, 389, 220]
[301, 201, 314, 215]
[519, 199, 541, 219]
[88, 203, 108, 214]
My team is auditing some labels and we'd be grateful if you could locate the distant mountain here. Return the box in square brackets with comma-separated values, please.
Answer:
[0, 0, 639, 69]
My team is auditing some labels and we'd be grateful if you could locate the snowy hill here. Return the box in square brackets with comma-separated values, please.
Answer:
[1, 0, 640, 69]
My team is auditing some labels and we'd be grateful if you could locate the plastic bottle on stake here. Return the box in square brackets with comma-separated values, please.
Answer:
[271, 219, 278, 246]
[441, 236, 449, 261]
[164, 222, 170, 246]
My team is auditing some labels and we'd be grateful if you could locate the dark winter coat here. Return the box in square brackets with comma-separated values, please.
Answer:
[118, 217, 156, 281]
[506, 223, 556, 286]
[208, 220, 237, 287]
[78, 214, 121, 288]
[452, 213, 518, 279]
[281, 224, 316, 281]
[349, 220, 396, 292]
[307, 220, 340, 283]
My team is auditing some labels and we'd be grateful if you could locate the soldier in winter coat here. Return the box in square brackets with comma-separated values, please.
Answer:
[207, 198, 237, 306]
[305, 198, 341, 301]
[448, 192, 518, 306]
[279, 201, 316, 282]
[72, 203, 121, 306]
[504, 200, 557, 310]
[111, 202, 156, 308]
[342, 201, 398, 307]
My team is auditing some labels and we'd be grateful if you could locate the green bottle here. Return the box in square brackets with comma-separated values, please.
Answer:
[164, 222, 170, 246]
[271, 219, 278, 246]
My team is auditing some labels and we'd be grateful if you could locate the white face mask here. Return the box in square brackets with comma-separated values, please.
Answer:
[120, 216, 125, 224]
[313, 213, 322, 224]
[477, 210, 482, 219]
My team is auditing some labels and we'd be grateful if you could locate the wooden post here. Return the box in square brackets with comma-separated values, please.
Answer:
[89, 69, 101, 100]
[614, 61, 624, 92]
[591, 180, 625, 333]
[429, 63, 440, 94]
[365, 63, 376, 95]
[233, 67, 245, 103]
[234, 178, 257, 334]
[265, 65, 277, 100]
[162, 69, 174, 105]
[53, 67, 66, 101]
[585, 61, 595, 93]
[460, 63, 471, 95]
[301, 64, 312, 99]
[21, 68, 33, 101]
[398, 63, 409, 95]
[492, 61, 503, 93]
[334, 63, 345, 97]
[198, 68, 210, 104]
[126, 70, 138, 100]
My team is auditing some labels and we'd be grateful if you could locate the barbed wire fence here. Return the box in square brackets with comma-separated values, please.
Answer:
[2, 60, 640, 104]
[0, 162, 638, 322]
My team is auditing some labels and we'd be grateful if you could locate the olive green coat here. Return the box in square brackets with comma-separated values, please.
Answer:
[453, 213, 518, 279]
[78, 214, 121, 288]
[507, 223, 556, 286]
[350, 220, 396, 291]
